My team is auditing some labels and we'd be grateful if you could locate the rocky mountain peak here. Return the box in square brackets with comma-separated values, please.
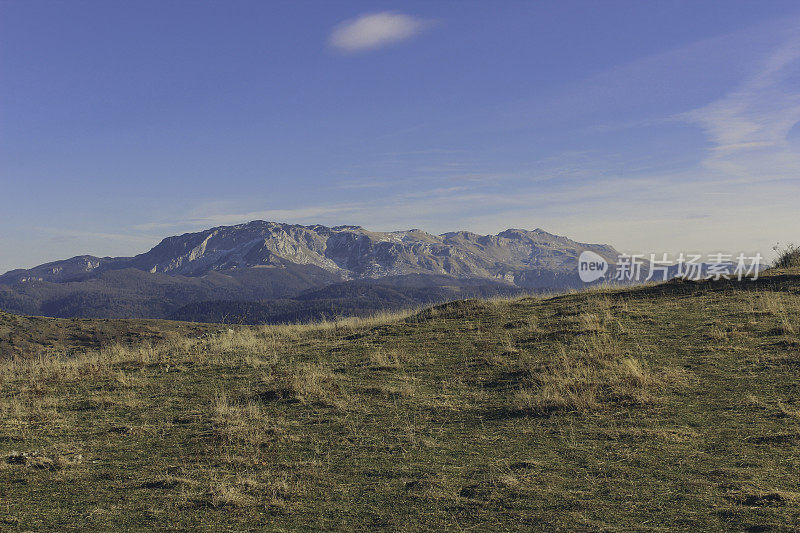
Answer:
[0, 221, 619, 287]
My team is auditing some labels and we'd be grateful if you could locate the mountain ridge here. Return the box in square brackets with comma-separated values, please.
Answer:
[0, 221, 619, 320]
[1, 221, 617, 284]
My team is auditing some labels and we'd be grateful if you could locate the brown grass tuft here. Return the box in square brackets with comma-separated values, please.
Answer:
[513, 336, 655, 416]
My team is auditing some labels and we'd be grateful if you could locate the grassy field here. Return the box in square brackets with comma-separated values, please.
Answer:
[2, 272, 800, 530]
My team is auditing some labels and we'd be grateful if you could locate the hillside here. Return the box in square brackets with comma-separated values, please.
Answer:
[0, 264, 343, 319]
[2, 272, 799, 530]
[0, 221, 617, 320]
[0, 311, 232, 359]
[168, 275, 526, 324]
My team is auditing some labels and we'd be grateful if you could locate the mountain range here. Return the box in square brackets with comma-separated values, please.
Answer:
[0, 221, 620, 322]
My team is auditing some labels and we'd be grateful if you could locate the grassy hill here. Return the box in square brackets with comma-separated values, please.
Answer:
[1, 272, 800, 530]
[0, 311, 233, 359]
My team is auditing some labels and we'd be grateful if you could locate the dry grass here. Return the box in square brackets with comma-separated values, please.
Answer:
[730, 489, 800, 507]
[258, 361, 346, 408]
[368, 346, 410, 369]
[777, 401, 800, 420]
[514, 352, 653, 415]
[4, 448, 83, 471]
[513, 319, 655, 416]
[0, 308, 416, 385]
[206, 482, 252, 508]
[211, 393, 289, 447]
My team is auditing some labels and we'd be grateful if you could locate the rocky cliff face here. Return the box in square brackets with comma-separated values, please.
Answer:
[0, 221, 619, 288]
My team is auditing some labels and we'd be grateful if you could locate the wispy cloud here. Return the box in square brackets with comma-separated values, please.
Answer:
[334, 179, 396, 190]
[679, 37, 800, 182]
[329, 12, 431, 52]
[37, 227, 160, 247]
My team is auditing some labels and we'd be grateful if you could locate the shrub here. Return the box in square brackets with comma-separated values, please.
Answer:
[772, 243, 800, 269]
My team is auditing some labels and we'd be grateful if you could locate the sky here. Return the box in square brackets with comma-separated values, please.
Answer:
[2, 0, 800, 272]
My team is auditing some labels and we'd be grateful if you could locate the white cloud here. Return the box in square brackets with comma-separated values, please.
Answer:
[679, 37, 800, 182]
[38, 227, 160, 246]
[329, 12, 430, 52]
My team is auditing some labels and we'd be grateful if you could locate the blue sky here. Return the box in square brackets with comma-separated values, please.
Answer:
[2, 1, 800, 272]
